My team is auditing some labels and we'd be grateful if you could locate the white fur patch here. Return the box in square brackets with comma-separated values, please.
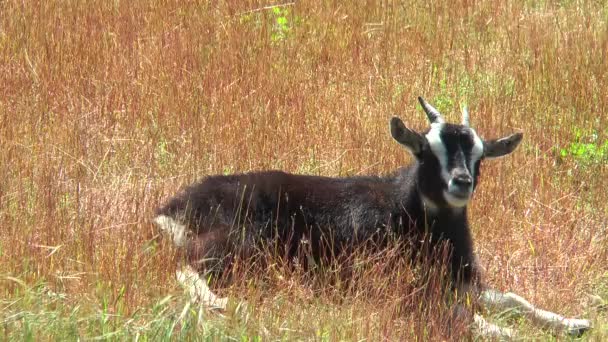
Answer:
[469, 128, 484, 174]
[480, 289, 592, 334]
[473, 313, 514, 339]
[443, 191, 470, 208]
[154, 215, 188, 247]
[176, 265, 228, 310]
[425, 123, 451, 185]
[426, 124, 484, 209]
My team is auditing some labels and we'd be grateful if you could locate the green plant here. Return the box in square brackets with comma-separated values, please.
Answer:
[270, 7, 291, 43]
[155, 138, 174, 170]
[559, 128, 607, 165]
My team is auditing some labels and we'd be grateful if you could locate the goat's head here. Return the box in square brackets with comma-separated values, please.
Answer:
[390, 97, 523, 209]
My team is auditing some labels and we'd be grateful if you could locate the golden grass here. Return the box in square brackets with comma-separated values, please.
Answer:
[1, 0, 607, 339]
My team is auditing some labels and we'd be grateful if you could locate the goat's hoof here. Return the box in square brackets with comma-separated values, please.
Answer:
[564, 318, 592, 337]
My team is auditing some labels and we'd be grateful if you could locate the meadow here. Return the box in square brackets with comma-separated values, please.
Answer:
[1, 0, 607, 340]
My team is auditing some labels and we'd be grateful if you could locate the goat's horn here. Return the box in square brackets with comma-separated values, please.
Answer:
[418, 97, 445, 124]
[462, 106, 470, 126]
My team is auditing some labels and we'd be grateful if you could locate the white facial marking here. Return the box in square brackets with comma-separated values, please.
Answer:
[443, 191, 470, 208]
[425, 123, 451, 185]
[426, 124, 484, 209]
[154, 215, 188, 247]
[469, 128, 484, 173]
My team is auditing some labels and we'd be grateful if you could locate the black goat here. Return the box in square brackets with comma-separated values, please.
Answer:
[154, 97, 590, 338]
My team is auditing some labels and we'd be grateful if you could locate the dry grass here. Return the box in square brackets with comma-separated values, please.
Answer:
[1, 0, 607, 340]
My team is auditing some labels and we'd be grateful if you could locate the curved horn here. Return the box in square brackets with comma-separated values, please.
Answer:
[418, 97, 444, 124]
[462, 106, 470, 126]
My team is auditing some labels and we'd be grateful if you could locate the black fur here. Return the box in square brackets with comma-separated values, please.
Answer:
[154, 98, 523, 292]
[156, 159, 479, 287]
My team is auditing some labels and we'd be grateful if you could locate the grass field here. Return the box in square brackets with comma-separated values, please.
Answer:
[1, 0, 607, 340]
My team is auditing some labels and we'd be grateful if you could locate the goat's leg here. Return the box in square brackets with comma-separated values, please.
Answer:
[451, 302, 514, 340]
[155, 215, 231, 310]
[472, 313, 515, 340]
[176, 265, 228, 310]
[480, 289, 591, 336]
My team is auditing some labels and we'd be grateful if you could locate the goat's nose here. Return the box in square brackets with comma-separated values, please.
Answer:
[453, 173, 472, 187]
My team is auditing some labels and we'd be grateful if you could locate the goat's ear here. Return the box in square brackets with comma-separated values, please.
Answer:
[390, 117, 425, 155]
[483, 132, 523, 159]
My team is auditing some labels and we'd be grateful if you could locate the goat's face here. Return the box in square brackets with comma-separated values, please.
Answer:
[391, 97, 523, 209]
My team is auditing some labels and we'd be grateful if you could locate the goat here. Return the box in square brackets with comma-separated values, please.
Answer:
[153, 97, 591, 338]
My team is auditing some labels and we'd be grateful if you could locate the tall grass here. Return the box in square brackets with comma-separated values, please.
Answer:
[1, 0, 607, 339]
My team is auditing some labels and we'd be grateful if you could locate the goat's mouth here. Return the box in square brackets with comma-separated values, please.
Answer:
[444, 191, 470, 207]
[449, 186, 471, 197]
[444, 185, 472, 207]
